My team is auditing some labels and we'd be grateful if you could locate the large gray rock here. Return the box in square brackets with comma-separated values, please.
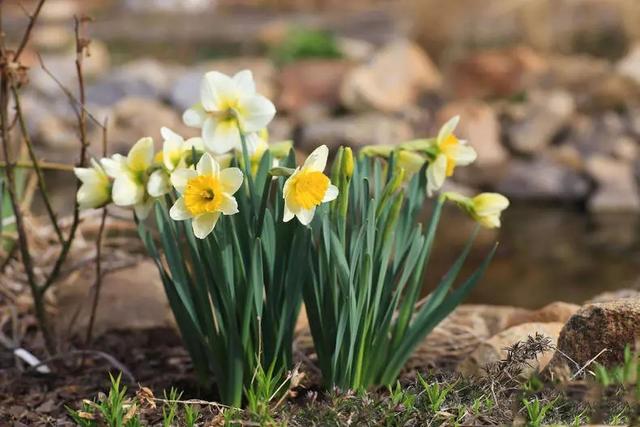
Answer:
[496, 158, 590, 201]
[340, 39, 441, 113]
[506, 90, 575, 154]
[299, 113, 413, 151]
[585, 155, 640, 212]
[86, 59, 183, 106]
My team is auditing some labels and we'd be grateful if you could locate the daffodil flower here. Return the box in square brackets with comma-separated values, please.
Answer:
[445, 192, 509, 228]
[283, 145, 339, 225]
[182, 70, 276, 155]
[426, 116, 477, 196]
[397, 150, 427, 178]
[169, 153, 243, 239]
[101, 137, 155, 218]
[74, 158, 111, 210]
[148, 127, 205, 198]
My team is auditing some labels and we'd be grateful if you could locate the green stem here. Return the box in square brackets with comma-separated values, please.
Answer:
[236, 123, 257, 210]
[256, 175, 271, 237]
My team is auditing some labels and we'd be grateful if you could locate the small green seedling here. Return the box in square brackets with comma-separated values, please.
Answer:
[522, 397, 556, 427]
[418, 373, 454, 413]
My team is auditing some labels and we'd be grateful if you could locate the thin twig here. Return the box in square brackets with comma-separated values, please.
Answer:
[0, 159, 75, 172]
[13, 0, 47, 62]
[571, 348, 609, 380]
[10, 83, 64, 244]
[0, 2, 55, 354]
[85, 119, 109, 345]
[40, 15, 91, 295]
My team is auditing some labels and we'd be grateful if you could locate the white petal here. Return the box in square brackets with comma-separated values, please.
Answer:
[161, 126, 184, 145]
[74, 166, 97, 184]
[186, 137, 205, 152]
[283, 204, 295, 222]
[437, 115, 460, 145]
[236, 94, 276, 133]
[201, 71, 236, 111]
[101, 155, 126, 178]
[147, 169, 171, 197]
[127, 137, 154, 172]
[282, 169, 299, 198]
[111, 175, 143, 206]
[192, 212, 220, 239]
[170, 197, 192, 220]
[303, 145, 329, 172]
[426, 154, 447, 197]
[134, 198, 154, 219]
[296, 207, 316, 226]
[171, 168, 197, 194]
[218, 194, 239, 215]
[322, 184, 339, 202]
[183, 104, 207, 128]
[203, 118, 241, 154]
[218, 167, 244, 194]
[196, 153, 220, 176]
[233, 69, 256, 95]
[453, 145, 477, 166]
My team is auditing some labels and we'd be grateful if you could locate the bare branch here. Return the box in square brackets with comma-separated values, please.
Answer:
[14, 0, 47, 62]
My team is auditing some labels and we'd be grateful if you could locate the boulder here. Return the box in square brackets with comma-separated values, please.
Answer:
[103, 97, 195, 155]
[587, 289, 640, 304]
[86, 59, 183, 106]
[616, 43, 640, 88]
[340, 39, 442, 112]
[299, 113, 413, 151]
[450, 46, 547, 99]
[506, 90, 575, 154]
[548, 299, 640, 372]
[585, 155, 640, 212]
[55, 260, 174, 338]
[505, 301, 580, 328]
[277, 59, 352, 113]
[169, 57, 275, 112]
[496, 158, 590, 201]
[459, 322, 563, 377]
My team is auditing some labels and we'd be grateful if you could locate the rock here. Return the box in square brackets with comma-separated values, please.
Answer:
[169, 58, 275, 112]
[336, 37, 375, 62]
[459, 322, 563, 377]
[587, 289, 640, 304]
[547, 54, 611, 92]
[617, 43, 640, 88]
[450, 46, 547, 99]
[548, 299, 640, 373]
[505, 302, 580, 328]
[582, 74, 640, 112]
[340, 39, 441, 112]
[610, 136, 638, 162]
[277, 59, 352, 113]
[104, 97, 195, 154]
[409, 304, 530, 369]
[299, 113, 413, 151]
[437, 100, 508, 167]
[55, 260, 174, 338]
[585, 155, 640, 212]
[496, 158, 590, 201]
[506, 90, 575, 154]
[87, 59, 183, 106]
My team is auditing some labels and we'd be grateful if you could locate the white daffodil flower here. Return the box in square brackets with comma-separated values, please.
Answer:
[101, 137, 155, 219]
[147, 127, 205, 198]
[169, 153, 243, 239]
[444, 192, 510, 229]
[282, 145, 339, 225]
[74, 158, 111, 210]
[182, 69, 276, 155]
[426, 116, 477, 196]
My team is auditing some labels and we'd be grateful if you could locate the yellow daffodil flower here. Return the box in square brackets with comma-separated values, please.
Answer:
[283, 145, 338, 225]
[397, 150, 427, 178]
[426, 116, 477, 196]
[101, 137, 155, 218]
[182, 70, 276, 155]
[169, 153, 243, 239]
[445, 192, 509, 228]
[74, 158, 111, 210]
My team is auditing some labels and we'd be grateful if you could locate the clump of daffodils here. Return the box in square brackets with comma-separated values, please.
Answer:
[73, 67, 510, 407]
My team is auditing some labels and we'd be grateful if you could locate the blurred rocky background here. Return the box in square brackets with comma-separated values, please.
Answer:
[6, 0, 640, 308]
